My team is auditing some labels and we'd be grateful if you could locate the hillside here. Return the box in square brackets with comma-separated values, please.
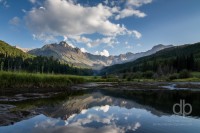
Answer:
[0, 40, 33, 58]
[101, 42, 200, 77]
[28, 41, 172, 69]
[0, 40, 93, 75]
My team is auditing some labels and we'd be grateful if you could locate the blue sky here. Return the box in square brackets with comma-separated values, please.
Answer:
[0, 0, 200, 56]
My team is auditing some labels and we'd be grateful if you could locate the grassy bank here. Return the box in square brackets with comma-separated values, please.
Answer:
[1, 70, 200, 94]
[0, 71, 86, 94]
[0, 71, 121, 89]
[1, 71, 200, 89]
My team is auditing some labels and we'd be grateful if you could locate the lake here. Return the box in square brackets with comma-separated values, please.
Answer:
[0, 82, 200, 133]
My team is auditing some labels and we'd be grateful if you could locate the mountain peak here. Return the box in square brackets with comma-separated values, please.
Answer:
[152, 44, 173, 51]
[59, 41, 71, 48]
[42, 41, 74, 49]
[152, 44, 165, 49]
[28, 42, 173, 69]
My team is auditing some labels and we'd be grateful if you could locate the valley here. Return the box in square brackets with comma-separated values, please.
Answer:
[1, 0, 200, 132]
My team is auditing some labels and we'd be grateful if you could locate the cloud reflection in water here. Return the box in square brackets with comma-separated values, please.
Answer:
[33, 105, 142, 133]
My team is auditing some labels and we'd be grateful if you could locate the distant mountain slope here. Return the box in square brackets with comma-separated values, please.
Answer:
[28, 41, 172, 69]
[115, 44, 173, 63]
[100, 42, 200, 75]
[14, 46, 31, 53]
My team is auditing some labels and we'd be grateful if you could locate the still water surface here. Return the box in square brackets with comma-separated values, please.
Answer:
[0, 88, 200, 133]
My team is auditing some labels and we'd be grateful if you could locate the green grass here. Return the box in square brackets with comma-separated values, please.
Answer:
[1, 70, 200, 94]
[0, 71, 120, 92]
[173, 77, 200, 82]
[171, 72, 200, 82]
[191, 72, 200, 78]
[0, 71, 85, 89]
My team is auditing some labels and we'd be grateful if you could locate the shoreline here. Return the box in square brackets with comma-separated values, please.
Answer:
[1, 81, 200, 96]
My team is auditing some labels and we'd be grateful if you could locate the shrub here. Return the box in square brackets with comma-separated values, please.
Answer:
[132, 72, 143, 79]
[122, 74, 128, 79]
[168, 73, 178, 80]
[179, 69, 191, 79]
[127, 77, 132, 81]
[143, 71, 154, 79]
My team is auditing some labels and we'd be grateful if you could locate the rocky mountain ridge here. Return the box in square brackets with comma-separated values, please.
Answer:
[28, 41, 173, 69]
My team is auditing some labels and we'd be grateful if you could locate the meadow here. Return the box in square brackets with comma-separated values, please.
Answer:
[1, 71, 200, 94]
[0, 71, 87, 87]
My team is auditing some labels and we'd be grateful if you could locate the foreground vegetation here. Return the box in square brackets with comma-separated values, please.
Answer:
[0, 71, 86, 94]
[1, 70, 200, 92]
[0, 71, 122, 89]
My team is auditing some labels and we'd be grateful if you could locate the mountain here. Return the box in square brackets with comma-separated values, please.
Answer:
[100, 42, 200, 75]
[14, 46, 31, 53]
[0, 40, 93, 75]
[28, 41, 173, 69]
[28, 41, 109, 69]
[114, 44, 173, 63]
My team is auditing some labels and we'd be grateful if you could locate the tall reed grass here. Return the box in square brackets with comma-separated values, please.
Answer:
[0, 71, 85, 89]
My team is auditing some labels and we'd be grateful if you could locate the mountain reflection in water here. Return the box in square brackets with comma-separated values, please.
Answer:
[0, 91, 200, 133]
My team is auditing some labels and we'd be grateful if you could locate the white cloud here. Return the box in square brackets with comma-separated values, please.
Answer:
[103, 0, 120, 7]
[125, 45, 133, 49]
[39, 6, 46, 10]
[126, 0, 153, 7]
[80, 48, 87, 53]
[87, 37, 115, 47]
[95, 49, 110, 57]
[65, 35, 117, 48]
[81, 109, 88, 114]
[103, 0, 109, 5]
[131, 122, 141, 131]
[70, 35, 91, 44]
[115, 8, 146, 20]
[35, 118, 60, 128]
[25, 0, 144, 45]
[132, 30, 142, 39]
[63, 36, 76, 48]
[25, 0, 128, 38]
[22, 9, 27, 13]
[114, 0, 152, 20]
[33, 33, 57, 43]
[0, 0, 9, 8]
[9, 17, 20, 26]
[29, 0, 37, 4]
[63, 36, 68, 42]
[94, 51, 100, 55]
[68, 43, 75, 48]
[100, 105, 110, 112]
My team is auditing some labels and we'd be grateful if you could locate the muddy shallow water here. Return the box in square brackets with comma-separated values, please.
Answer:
[0, 82, 200, 133]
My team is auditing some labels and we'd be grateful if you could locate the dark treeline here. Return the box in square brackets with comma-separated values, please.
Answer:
[126, 54, 197, 73]
[0, 55, 93, 75]
[101, 42, 200, 79]
[120, 54, 199, 79]
[0, 41, 93, 75]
